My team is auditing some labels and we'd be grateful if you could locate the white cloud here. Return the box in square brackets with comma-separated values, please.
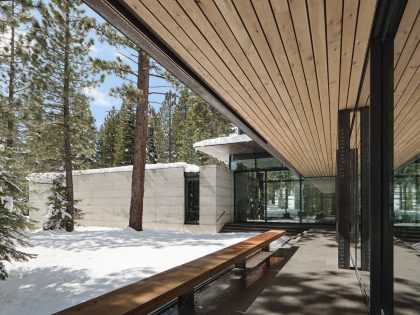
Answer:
[84, 87, 113, 107]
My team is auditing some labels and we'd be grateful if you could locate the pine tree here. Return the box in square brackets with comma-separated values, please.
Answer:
[173, 87, 193, 163]
[188, 92, 234, 165]
[113, 86, 137, 166]
[29, 0, 101, 231]
[43, 174, 82, 230]
[97, 106, 119, 167]
[93, 23, 166, 231]
[160, 92, 177, 163]
[0, 123, 35, 280]
[0, 0, 37, 148]
[0, 0, 38, 279]
[70, 93, 97, 170]
[146, 107, 162, 164]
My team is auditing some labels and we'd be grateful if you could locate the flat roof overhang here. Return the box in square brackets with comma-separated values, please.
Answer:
[193, 134, 265, 163]
[84, 0, 420, 178]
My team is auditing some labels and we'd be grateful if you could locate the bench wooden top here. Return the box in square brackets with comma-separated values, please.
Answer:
[55, 230, 284, 315]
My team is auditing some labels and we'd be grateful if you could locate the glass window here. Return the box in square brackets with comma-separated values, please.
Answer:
[266, 172, 300, 223]
[256, 156, 284, 169]
[185, 176, 199, 224]
[301, 178, 336, 224]
[235, 172, 265, 222]
[231, 154, 255, 171]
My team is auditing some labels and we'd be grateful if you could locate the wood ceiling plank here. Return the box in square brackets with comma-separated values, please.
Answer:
[394, 1, 419, 67]
[394, 67, 420, 123]
[306, 0, 333, 175]
[158, 0, 304, 161]
[395, 46, 419, 109]
[394, 84, 420, 139]
[214, 0, 317, 175]
[346, 0, 376, 109]
[395, 141, 420, 167]
[251, 0, 324, 175]
[230, 0, 316, 174]
[395, 134, 420, 165]
[394, 134, 420, 169]
[289, 0, 330, 176]
[325, 0, 343, 171]
[395, 96, 420, 141]
[125, 0, 310, 173]
[271, 0, 328, 176]
[339, 0, 358, 110]
[186, 0, 311, 173]
[118, 0, 414, 176]
[395, 14, 420, 87]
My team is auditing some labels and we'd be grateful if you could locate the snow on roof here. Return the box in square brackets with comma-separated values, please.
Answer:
[28, 162, 199, 183]
[193, 133, 252, 148]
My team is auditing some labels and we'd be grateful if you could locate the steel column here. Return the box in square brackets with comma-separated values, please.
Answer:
[336, 109, 351, 269]
[370, 37, 394, 315]
[360, 107, 370, 271]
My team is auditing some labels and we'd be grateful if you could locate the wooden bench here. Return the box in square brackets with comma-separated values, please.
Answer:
[55, 230, 285, 315]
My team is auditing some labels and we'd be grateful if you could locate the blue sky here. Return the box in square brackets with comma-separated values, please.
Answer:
[82, 4, 171, 128]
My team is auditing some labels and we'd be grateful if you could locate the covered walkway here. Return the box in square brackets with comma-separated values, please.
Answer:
[176, 230, 366, 315]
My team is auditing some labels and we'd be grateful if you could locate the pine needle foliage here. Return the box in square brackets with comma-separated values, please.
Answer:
[43, 174, 82, 231]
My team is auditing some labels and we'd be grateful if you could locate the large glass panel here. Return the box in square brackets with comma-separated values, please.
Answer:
[256, 153, 285, 170]
[394, 158, 420, 314]
[301, 178, 336, 224]
[230, 154, 255, 171]
[266, 171, 300, 222]
[234, 172, 265, 222]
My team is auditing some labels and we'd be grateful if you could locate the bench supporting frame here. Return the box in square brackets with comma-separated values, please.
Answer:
[178, 289, 194, 306]
[235, 261, 246, 268]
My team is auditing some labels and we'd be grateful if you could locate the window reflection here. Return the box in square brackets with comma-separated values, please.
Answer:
[232, 153, 336, 224]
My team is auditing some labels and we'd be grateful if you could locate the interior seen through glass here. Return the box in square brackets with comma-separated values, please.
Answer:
[232, 153, 337, 224]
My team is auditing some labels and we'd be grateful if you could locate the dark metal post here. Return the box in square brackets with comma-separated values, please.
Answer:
[349, 149, 357, 246]
[336, 109, 351, 269]
[360, 107, 370, 271]
[370, 37, 394, 315]
[178, 290, 194, 306]
[299, 176, 303, 224]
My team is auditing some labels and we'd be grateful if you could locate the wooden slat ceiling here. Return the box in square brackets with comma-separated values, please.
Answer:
[358, 0, 420, 170]
[119, 0, 418, 177]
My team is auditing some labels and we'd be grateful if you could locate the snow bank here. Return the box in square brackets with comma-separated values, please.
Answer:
[193, 133, 253, 148]
[0, 227, 263, 315]
[27, 162, 199, 183]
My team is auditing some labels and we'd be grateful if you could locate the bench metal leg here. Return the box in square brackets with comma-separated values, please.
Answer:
[178, 290, 194, 306]
[235, 260, 246, 268]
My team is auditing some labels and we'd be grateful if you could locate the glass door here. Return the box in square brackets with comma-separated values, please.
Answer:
[266, 171, 300, 222]
[234, 171, 265, 222]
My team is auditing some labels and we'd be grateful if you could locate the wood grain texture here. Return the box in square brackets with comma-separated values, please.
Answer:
[114, 0, 419, 175]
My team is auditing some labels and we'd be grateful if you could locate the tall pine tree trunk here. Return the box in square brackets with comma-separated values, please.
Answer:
[129, 50, 149, 231]
[6, 0, 16, 149]
[63, 1, 75, 232]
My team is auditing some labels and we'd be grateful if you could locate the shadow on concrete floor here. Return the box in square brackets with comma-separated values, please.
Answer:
[169, 231, 367, 315]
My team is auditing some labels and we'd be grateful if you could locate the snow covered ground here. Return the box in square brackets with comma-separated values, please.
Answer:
[0, 227, 258, 315]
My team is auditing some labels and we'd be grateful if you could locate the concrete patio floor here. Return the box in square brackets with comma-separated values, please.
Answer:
[176, 229, 367, 315]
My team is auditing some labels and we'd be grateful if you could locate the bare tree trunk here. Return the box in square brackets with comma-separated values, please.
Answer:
[6, 0, 16, 148]
[129, 50, 149, 231]
[63, 0, 75, 232]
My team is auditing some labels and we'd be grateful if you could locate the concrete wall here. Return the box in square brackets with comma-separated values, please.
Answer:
[30, 166, 186, 230]
[199, 165, 234, 233]
[29, 164, 234, 233]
